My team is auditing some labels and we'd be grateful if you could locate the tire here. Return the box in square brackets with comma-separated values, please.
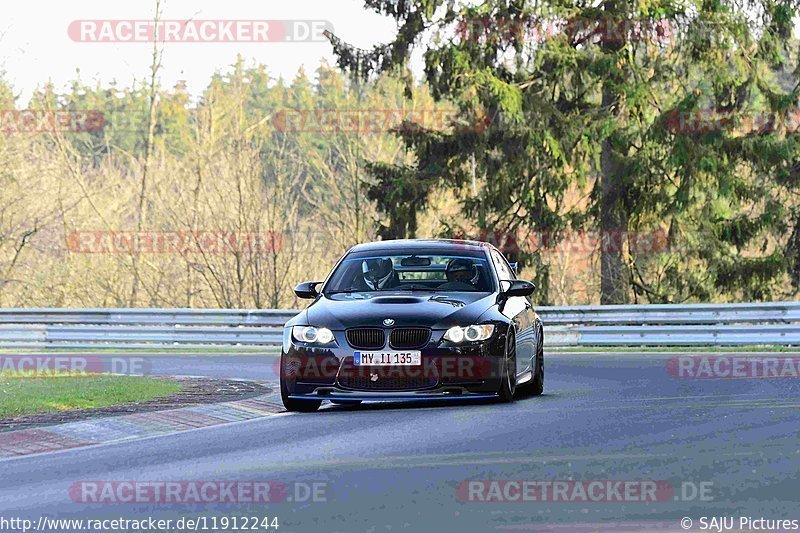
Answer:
[280, 355, 322, 412]
[330, 400, 362, 406]
[517, 321, 544, 397]
[497, 330, 517, 402]
[530, 321, 544, 396]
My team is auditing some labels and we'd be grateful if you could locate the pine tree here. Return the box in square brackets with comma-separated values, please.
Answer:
[328, 0, 800, 303]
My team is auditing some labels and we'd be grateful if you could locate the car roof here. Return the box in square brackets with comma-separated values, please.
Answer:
[349, 238, 491, 253]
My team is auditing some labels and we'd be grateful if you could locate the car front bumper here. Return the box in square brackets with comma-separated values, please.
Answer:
[280, 327, 507, 401]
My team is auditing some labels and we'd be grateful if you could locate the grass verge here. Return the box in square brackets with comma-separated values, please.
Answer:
[0, 373, 181, 418]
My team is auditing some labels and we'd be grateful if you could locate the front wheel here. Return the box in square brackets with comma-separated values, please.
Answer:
[497, 330, 517, 402]
[517, 321, 544, 397]
[280, 355, 322, 412]
[530, 322, 544, 396]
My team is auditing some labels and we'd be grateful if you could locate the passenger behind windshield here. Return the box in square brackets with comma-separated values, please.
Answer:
[436, 258, 481, 292]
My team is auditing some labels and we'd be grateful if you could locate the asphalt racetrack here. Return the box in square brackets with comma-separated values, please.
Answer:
[1, 351, 798, 532]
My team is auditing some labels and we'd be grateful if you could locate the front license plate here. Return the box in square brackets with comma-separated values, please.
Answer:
[353, 351, 421, 366]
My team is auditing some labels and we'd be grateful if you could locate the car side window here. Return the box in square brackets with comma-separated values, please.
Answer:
[490, 250, 515, 282]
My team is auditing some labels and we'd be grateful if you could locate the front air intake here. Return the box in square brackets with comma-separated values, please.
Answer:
[389, 328, 431, 349]
[346, 328, 386, 349]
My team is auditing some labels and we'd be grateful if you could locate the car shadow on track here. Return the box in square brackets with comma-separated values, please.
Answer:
[317, 392, 560, 413]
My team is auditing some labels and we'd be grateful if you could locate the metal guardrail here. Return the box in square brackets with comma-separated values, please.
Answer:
[541, 301, 800, 325]
[0, 309, 291, 326]
[0, 302, 798, 349]
[546, 324, 800, 347]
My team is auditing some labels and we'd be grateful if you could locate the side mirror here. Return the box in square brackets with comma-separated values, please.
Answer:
[502, 279, 535, 298]
[294, 281, 321, 299]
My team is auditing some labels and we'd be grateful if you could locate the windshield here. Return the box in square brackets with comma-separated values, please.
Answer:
[324, 251, 493, 294]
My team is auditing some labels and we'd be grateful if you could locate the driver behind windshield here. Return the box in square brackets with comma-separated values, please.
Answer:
[362, 258, 395, 290]
[437, 258, 480, 291]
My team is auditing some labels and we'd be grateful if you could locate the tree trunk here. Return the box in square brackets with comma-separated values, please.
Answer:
[599, 132, 628, 304]
[599, 0, 630, 305]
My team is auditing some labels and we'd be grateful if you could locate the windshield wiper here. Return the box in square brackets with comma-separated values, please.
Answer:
[325, 288, 367, 295]
[396, 285, 442, 292]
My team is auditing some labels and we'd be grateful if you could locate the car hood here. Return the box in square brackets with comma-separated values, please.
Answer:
[303, 292, 496, 330]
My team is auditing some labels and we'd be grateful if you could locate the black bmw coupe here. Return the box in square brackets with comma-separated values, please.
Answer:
[280, 239, 544, 411]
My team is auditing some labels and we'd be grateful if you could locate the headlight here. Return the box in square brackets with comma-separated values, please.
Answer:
[443, 324, 495, 343]
[291, 325, 335, 345]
